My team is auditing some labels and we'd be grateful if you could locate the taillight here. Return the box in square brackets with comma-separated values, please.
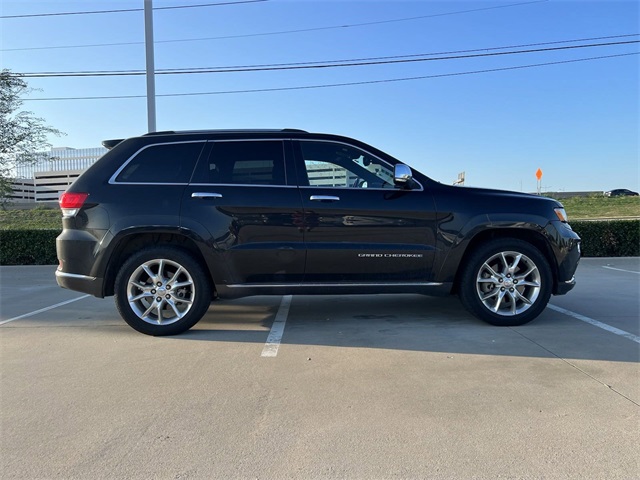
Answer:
[59, 192, 88, 217]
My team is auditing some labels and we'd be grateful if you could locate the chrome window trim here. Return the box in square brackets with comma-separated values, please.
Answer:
[108, 182, 189, 186]
[298, 185, 417, 192]
[189, 183, 298, 188]
[297, 138, 424, 192]
[109, 140, 207, 185]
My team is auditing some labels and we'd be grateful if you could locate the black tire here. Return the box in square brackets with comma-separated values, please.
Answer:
[114, 246, 212, 336]
[458, 239, 552, 326]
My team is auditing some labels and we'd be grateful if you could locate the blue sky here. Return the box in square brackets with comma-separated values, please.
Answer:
[1, 0, 638, 193]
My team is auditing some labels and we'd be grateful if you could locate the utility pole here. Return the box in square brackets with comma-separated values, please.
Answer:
[144, 0, 156, 133]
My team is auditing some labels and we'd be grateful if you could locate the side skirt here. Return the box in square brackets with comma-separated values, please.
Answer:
[215, 282, 453, 299]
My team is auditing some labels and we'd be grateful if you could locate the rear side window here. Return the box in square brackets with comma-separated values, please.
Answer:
[196, 140, 286, 185]
[115, 142, 205, 183]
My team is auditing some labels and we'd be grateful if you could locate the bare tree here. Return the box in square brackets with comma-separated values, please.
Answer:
[0, 69, 64, 201]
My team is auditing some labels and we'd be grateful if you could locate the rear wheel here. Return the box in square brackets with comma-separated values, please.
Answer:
[459, 239, 552, 326]
[114, 247, 211, 336]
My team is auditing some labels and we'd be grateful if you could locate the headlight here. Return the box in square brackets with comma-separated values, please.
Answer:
[554, 207, 568, 222]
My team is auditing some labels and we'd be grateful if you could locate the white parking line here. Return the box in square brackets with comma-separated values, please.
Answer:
[261, 295, 292, 357]
[547, 304, 640, 344]
[602, 266, 640, 275]
[0, 295, 91, 326]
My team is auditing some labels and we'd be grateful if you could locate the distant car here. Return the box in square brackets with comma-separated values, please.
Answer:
[604, 189, 639, 197]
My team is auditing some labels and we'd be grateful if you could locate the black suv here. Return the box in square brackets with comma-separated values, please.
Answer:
[56, 129, 580, 336]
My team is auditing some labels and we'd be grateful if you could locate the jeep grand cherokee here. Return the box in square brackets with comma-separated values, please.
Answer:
[56, 129, 580, 336]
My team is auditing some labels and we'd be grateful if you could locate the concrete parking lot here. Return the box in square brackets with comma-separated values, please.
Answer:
[1, 258, 638, 479]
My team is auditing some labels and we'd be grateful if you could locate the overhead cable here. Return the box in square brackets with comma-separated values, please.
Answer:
[0, 0, 266, 19]
[16, 34, 640, 72]
[16, 40, 640, 78]
[2, 0, 545, 49]
[22, 52, 639, 101]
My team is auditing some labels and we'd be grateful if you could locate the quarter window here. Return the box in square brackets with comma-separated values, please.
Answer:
[115, 142, 205, 183]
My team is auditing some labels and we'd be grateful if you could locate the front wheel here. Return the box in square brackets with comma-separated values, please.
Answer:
[459, 239, 552, 326]
[114, 247, 212, 336]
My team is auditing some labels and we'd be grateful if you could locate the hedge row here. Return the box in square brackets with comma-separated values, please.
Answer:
[570, 220, 639, 257]
[0, 221, 638, 265]
[0, 229, 60, 265]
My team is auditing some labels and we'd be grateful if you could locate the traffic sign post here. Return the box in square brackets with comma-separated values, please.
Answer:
[535, 168, 543, 195]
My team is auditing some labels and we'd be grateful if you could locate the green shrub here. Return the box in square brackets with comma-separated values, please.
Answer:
[0, 229, 60, 265]
[570, 220, 639, 257]
[0, 208, 62, 230]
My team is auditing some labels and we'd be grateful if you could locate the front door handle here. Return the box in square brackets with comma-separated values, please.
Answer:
[191, 192, 223, 199]
[310, 195, 340, 202]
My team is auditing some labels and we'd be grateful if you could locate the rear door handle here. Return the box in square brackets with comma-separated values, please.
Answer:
[191, 192, 223, 199]
[310, 195, 340, 202]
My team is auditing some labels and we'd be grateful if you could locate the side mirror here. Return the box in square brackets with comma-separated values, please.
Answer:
[394, 163, 413, 188]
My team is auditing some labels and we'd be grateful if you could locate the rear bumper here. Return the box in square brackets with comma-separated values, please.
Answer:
[56, 227, 108, 298]
[55, 270, 105, 298]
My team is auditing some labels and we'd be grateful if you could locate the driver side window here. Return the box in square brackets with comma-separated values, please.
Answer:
[299, 141, 395, 189]
[304, 160, 357, 188]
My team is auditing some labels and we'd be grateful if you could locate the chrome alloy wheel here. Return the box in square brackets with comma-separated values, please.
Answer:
[126, 259, 195, 325]
[475, 251, 541, 316]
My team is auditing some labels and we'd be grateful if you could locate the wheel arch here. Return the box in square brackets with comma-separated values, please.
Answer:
[102, 231, 216, 297]
[450, 228, 558, 294]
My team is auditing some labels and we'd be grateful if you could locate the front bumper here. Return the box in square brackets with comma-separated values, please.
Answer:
[556, 275, 576, 295]
[547, 221, 581, 295]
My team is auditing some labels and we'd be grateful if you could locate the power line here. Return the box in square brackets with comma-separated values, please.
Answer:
[160, 33, 640, 69]
[13, 34, 638, 76]
[1, 0, 546, 50]
[22, 52, 638, 102]
[0, 0, 266, 19]
[17, 34, 640, 73]
[15, 40, 640, 78]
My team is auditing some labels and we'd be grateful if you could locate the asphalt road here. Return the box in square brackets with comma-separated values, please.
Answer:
[1, 257, 638, 479]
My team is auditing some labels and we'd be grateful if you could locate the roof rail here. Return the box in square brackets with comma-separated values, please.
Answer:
[142, 131, 176, 136]
[141, 128, 308, 136]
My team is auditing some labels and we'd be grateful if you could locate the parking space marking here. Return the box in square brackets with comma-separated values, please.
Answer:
[261, 295, 292, 357]
[602, 266, 640, 275]
[548, 304, 640, 344]
[0, 295, 90, 326]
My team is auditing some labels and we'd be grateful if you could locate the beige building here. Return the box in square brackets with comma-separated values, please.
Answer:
[9, 147, 107, 202]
